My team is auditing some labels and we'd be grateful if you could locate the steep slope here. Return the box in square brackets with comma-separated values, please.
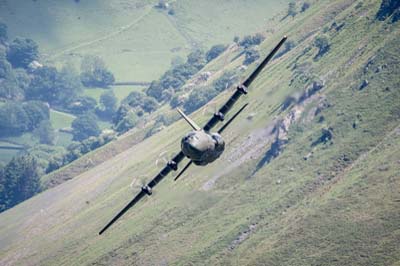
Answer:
[0, 0, 399, 265]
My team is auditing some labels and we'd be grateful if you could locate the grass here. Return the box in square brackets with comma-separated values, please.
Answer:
[0, 0, 291, 161]
[0, 0, 399, 265]
[84, 85, 145, 103]
[0, 149, 20, 164]
[49, 109, 75, 129]
[1, 0, 290, 81]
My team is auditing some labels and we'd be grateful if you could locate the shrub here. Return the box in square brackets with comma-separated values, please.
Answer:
[206, 44, 227, 62]
[71, 113, 101, 141]
[314, 35, 330, 59]
[244, 49, 260, 65]
[80, 55, 115, 88]
[6, 38, 39, 68]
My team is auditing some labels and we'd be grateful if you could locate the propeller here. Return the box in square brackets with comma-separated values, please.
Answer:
[129, 176, 148, 191]
[202, 100, 218, 116]
[155, 151, 177, 168]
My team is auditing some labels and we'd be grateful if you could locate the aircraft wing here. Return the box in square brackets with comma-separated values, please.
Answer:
[203, 36, 287, 131]
[99, 151, 185, 235]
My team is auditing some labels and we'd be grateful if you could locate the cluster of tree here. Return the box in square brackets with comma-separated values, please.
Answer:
[7, 38, 39, 69]
[46, 131, 116, 173]
[182, 70, 238, 114]
[0, 101, 49, 137]
[122, 91, 158, 113]
[282, 2, 310, 20]
[111, 91, 158, 133]
[183, 86, 218, 113]
[71, 112, 101, 141]
[205, 44, 227, 62]
[0, 154, 40, 212]
[213, 70, 238, 92]
[0, 41, 31, 100]
[244, 48, 260, 65]
[376, 0, 400, 23]
[33, 120, 56, 145]
[0, 21, 39, 70]
[146, 49, 206, 102]
[27, 65, 84, 107]
[95, 90, 118, 120]
[27, 144, 66, 175]
[274, 40, 296, 59]
[232, 33, 267, 66]
[80, 55, 115, 88]
[236, 33, 265, 49]
[146, 42, 227, 104]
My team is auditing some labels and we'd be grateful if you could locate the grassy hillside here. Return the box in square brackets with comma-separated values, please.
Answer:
[0, 0, 399, 265]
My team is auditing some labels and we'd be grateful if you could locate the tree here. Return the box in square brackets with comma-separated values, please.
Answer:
[27, 64, 83, 106]
[314, 35, 330, 59]
[114, 111, 138, 134]
[97, 90, 117, 119]
[122, 91, 158, 113]
[0, 102, 30, 136]
[146, 81, 163, 101]
[71, 113, 101, 141]
[287, 2, 297, 18]
[22, 101, 50, 130]
[376, 0, 400, 22]
[27, 66, 59, 102]
[0, 21, 7, 43]
[14, 68, 31, 93]
[301, 2, 311, 12]
[0, 57, 23, 100]
[244, 48, 260, 65]
[187, 49, 206, 70]
[55, 64, 83, 104]
[67, 95, 97, 114]
[33, 120, 56, 145]
[7, 38, 39, 68]
[0, 155, 40, 212]
[80, 55, 115, 88]
[206, 44, 227, 62]
[0, 47, 24, 100]
[274, 40, 296, 59]
[239, 34, 265, 49]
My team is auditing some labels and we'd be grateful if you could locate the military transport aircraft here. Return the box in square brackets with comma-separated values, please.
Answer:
[99, 36, 287, 235]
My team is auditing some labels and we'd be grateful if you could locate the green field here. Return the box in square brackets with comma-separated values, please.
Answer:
[1, 0, 399, 265]
[84, 85, 145, 103]
[0, 141, 22, 164]
[0, 0, 290, 162]
[0, 0, 290, 81]
[49, 109, 75, 129]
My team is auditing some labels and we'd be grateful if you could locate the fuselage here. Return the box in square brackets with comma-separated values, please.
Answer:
[181, 130, 225, 165]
